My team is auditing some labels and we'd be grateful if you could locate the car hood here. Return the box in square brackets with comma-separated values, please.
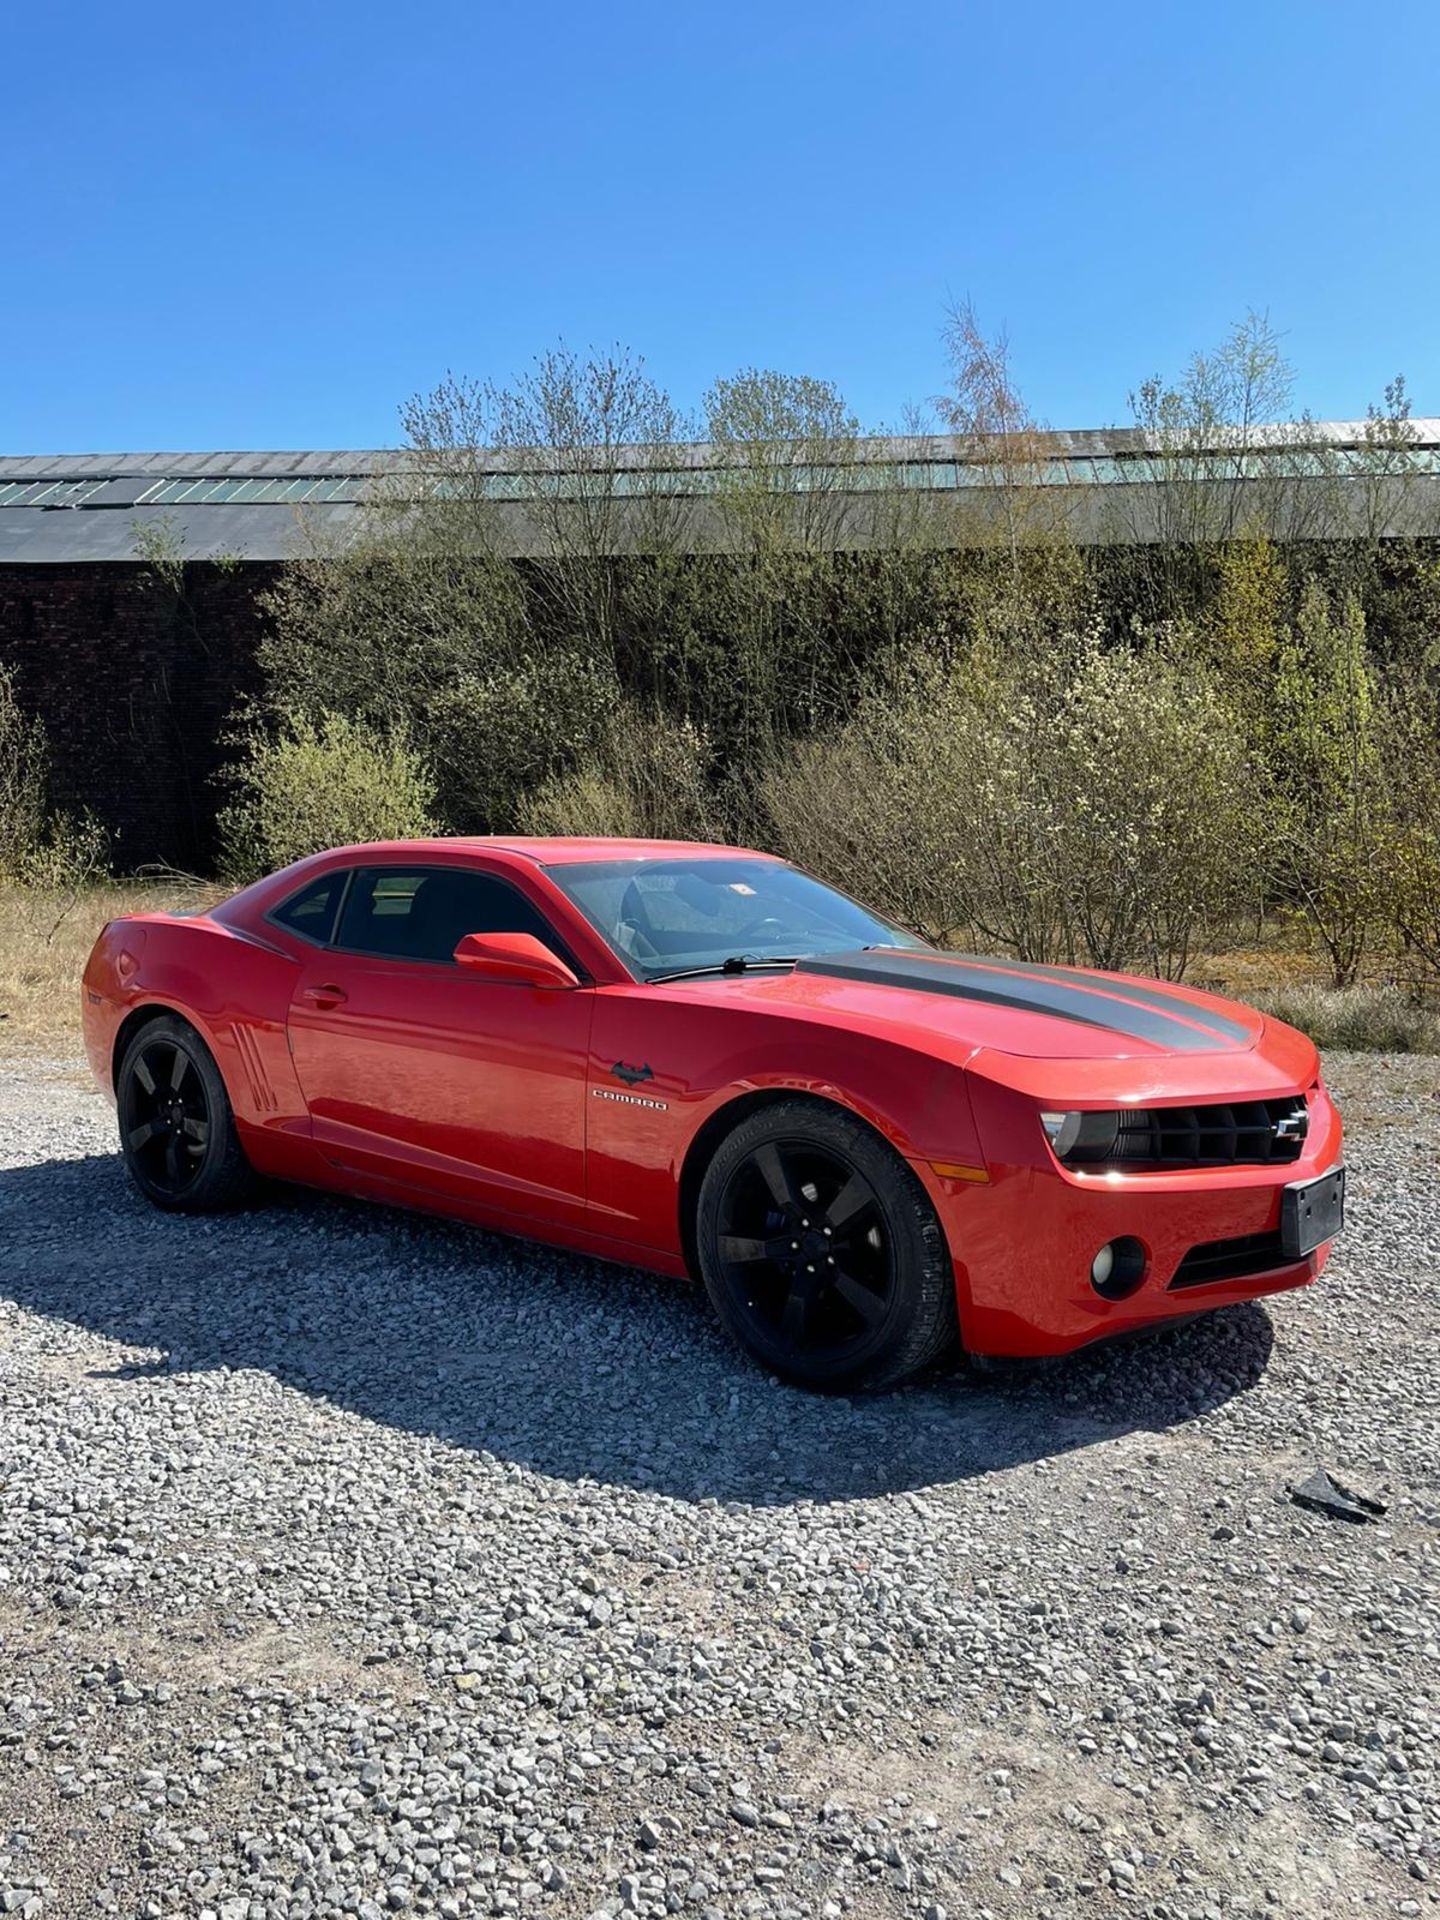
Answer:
[668, 947, 1268, 1062]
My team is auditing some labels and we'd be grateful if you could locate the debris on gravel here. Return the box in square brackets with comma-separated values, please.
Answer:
[1, 1051, 1437, 1919]
[1290, 1465, 1389, 1523]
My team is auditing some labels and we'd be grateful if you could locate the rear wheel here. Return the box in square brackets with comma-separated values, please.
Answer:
[117, 1015, 256, 1212]
[696, 1099, 958, 1392]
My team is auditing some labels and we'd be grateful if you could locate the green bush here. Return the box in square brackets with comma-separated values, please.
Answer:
[219, 712, 438, 879]
[519, 765, 640, 838]
[18, 810, 109, 889]
[519, 706, 717, 843]
[427, 651, 620, 831]
[767, 633, 1258, 975]
[761, 715, 955, 941]
[258, 536, 616, 835]
[1041, 636, 1260, 976]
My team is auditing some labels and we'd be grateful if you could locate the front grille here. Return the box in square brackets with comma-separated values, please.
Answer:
[1169, 1229, 1297, 1290]
[1065, 1096, 1308, 1171]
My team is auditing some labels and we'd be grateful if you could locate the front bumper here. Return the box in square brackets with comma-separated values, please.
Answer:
[918, 1072, 1344, 1358]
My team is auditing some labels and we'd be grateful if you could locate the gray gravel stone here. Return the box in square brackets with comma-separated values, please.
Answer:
[1, 1052, 1437, 1918]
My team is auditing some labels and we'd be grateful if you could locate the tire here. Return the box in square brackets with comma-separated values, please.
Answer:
[695, 1098, 958, 1392]
[116, 1014, 257, 1213]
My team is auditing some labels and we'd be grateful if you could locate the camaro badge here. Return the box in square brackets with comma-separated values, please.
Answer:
[593, 1087, 669, 1112]
[610, 1060, 654, 1087]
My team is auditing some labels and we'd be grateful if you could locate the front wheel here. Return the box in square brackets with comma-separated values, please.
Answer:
[117, 1014, 257, 1212]
[695, 1099, 958, 1392]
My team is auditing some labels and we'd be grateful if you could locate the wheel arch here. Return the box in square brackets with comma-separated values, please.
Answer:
[111, 1000, 212, 1091]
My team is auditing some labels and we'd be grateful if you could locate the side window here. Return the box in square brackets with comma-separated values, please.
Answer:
[271, 871, 348, 945]
[334, 867, 571, 967]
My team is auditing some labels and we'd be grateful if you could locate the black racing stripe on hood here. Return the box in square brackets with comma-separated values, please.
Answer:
[945, 953, 1255, 1046]
[795, 950, 1233, 1053]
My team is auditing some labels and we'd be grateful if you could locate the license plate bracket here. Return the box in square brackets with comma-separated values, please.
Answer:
[1281, 1166, 1345, 1259]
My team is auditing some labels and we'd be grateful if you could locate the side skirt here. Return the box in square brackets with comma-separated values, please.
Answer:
[238, 1137, 692, 1282]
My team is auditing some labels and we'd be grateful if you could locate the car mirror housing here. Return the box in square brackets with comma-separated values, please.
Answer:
[453, 931, 581, 989]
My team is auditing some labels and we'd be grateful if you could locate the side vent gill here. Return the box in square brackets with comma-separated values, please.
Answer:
[232, 1024, 277, 1113]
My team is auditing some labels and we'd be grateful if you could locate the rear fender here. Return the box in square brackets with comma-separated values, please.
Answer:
[93, 920, 308, 1136]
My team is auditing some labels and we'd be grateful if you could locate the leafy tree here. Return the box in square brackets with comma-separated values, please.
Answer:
[1267, 582, 1388, 986]
[695, 368, 946, 786]
[1206, 535, 1288, 687]
[401, 345, 693, 688]
[930, 302, 1090, 656]
[1122, 313, 1327, 618]
[1376, 679, 1440, 985]
[935, 299, 1075, 569]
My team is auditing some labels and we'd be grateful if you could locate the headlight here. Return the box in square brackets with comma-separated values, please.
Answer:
[1039, 1109, 1121, 1164]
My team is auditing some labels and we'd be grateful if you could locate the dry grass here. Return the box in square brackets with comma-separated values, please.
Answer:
[1195, 933, 1440, 1051]
[0, 879, 220, 1059]
[2, 882, 1435, 1062]
[1245, 982, 1440, 1053]
[1187, 917, 1330, 998]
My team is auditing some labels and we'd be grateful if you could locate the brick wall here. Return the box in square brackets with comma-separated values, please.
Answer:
[0, 561, 276, 872]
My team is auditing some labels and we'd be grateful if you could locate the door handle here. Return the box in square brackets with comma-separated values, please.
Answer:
[301, 983, 348, 1009]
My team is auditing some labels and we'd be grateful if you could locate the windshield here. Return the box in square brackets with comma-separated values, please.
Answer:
[549, 857, 929, 980]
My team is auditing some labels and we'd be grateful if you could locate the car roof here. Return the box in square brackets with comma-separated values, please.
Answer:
[316, 836, 778, 868]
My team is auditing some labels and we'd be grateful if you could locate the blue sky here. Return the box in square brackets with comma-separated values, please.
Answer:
[5, 0, 1437, 453]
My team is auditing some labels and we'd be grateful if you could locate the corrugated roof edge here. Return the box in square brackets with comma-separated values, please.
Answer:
[6, 420, 1440, 482]
[0, 451, 393, 480]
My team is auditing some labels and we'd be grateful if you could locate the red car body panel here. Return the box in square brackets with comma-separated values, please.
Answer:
[82, 837, 1344, 1359]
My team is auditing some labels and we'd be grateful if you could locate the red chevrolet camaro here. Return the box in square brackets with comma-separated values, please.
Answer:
[81, 837, 1345, 1390]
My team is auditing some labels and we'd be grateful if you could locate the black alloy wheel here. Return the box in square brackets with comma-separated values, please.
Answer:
[117, 1015, 256, 1211]
[696, 1099, 958, 1391]
[718, 1140, 891, 1351]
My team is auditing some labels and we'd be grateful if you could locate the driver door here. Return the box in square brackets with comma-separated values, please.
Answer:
[286, 862, 593, 1227]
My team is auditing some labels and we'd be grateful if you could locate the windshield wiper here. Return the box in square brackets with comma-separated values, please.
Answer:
[649, 955, 804, 984]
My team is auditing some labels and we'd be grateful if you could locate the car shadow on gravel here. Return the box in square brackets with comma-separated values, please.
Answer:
[1, 1152, 1275, 1506]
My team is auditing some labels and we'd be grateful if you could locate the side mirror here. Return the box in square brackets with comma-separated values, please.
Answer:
[453, 931, 581, 989]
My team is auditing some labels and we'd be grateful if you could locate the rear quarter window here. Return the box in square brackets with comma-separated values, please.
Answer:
[269, 872, 348, 945]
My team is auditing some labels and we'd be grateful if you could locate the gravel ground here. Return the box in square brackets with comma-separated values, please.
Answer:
[1, 1053, 1437, 1920]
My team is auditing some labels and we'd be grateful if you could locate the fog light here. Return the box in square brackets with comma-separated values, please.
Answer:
[1090, 1236, 1147, 1299]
